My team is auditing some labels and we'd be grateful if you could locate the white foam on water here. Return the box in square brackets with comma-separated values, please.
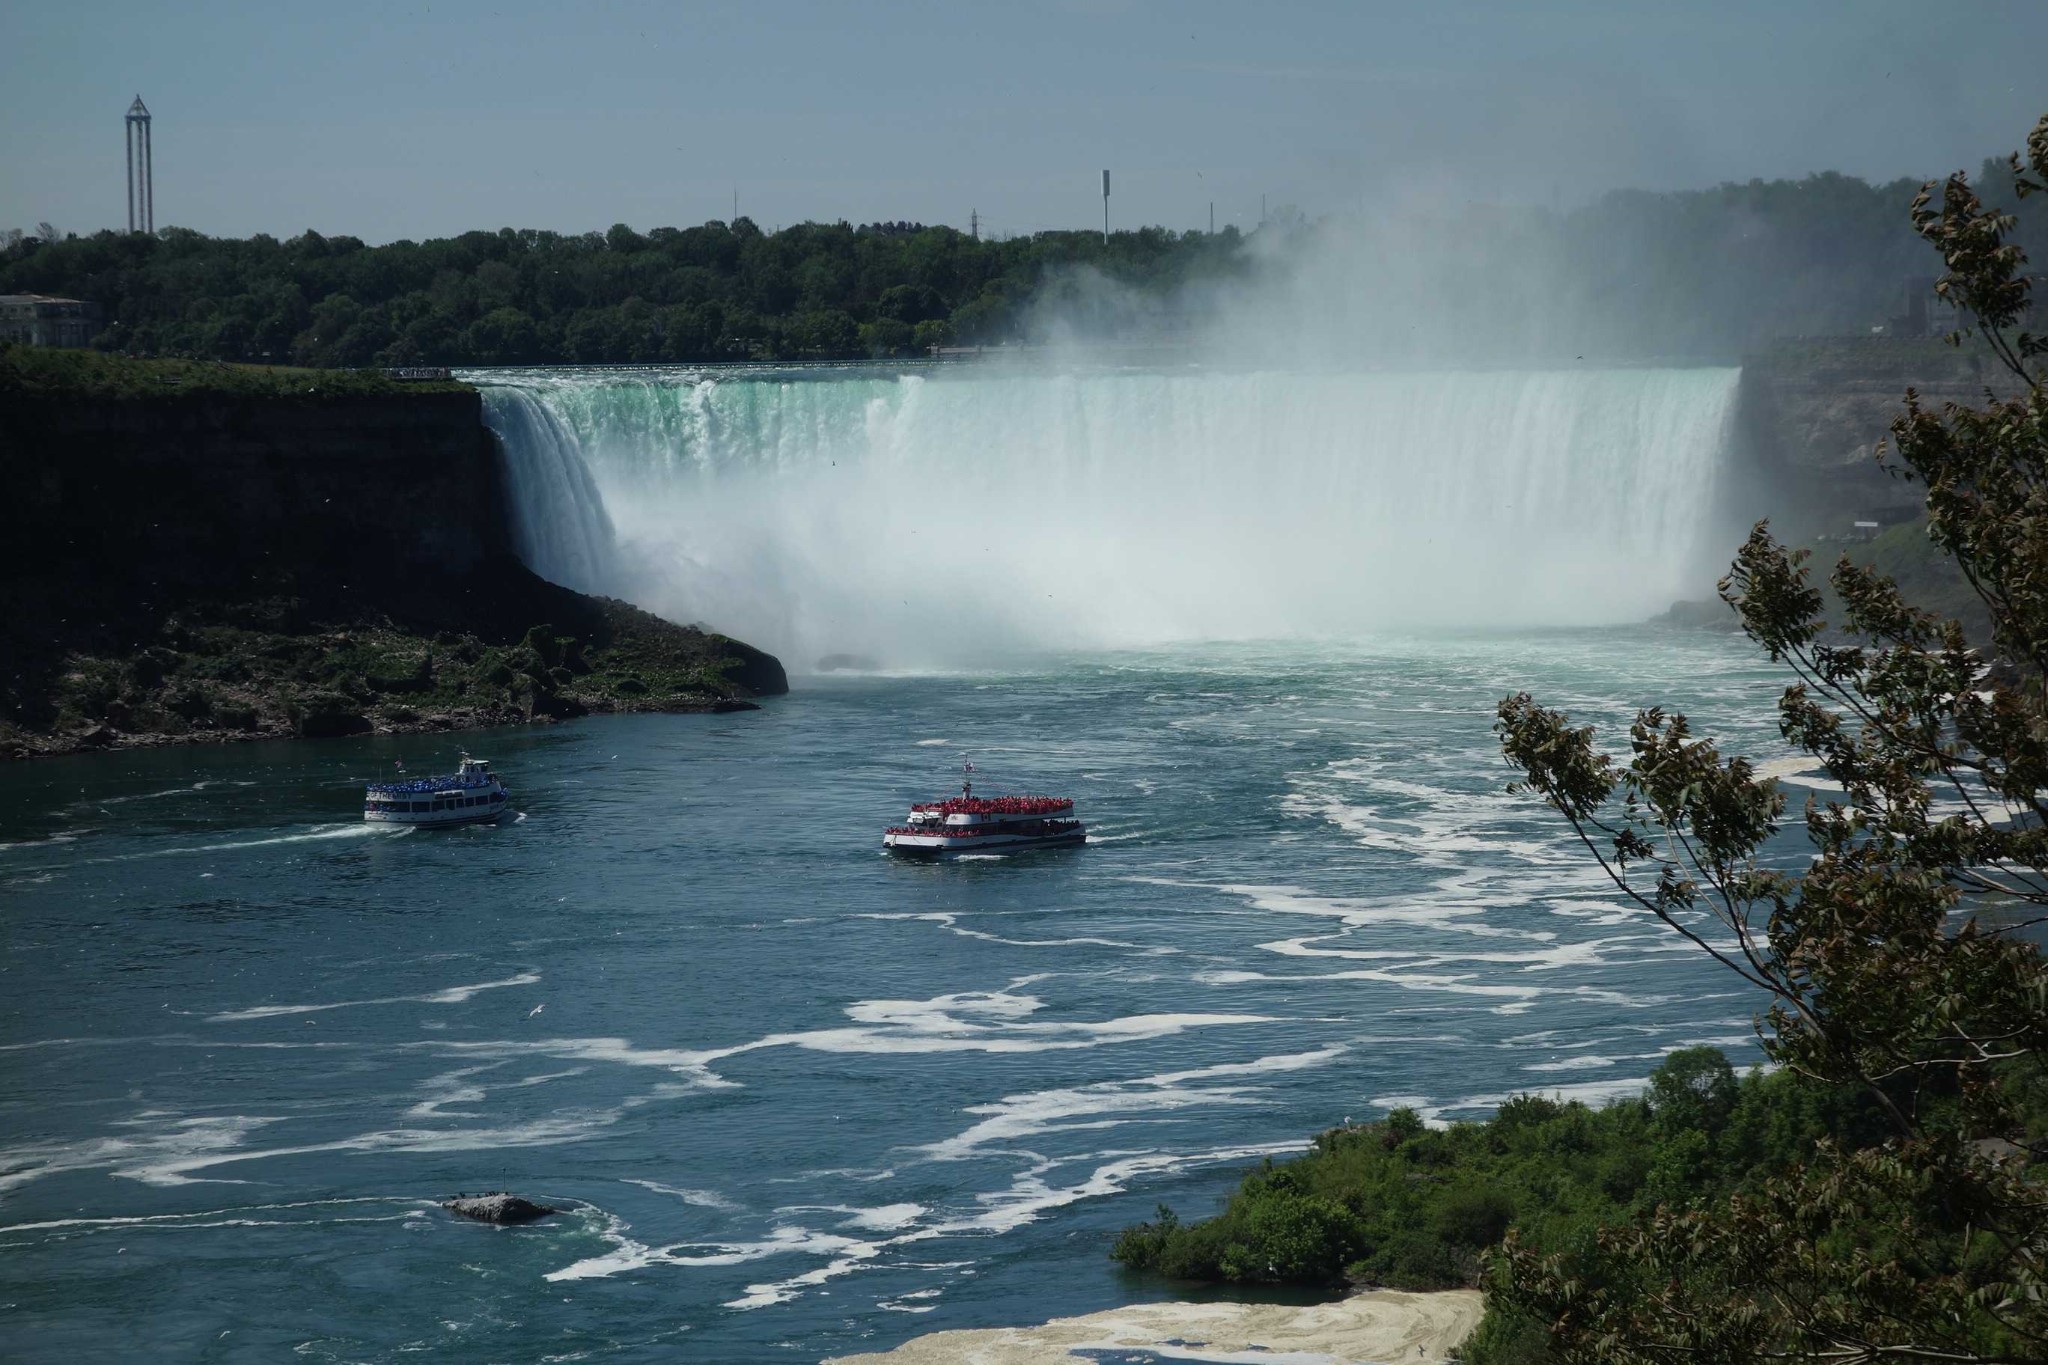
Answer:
[920, 1047, 1346, 1162]
[686, 984, 1280, 1068]
[718, 1141, 1311, 1311]
[0, 1113, 285, 1195]
[776, 1203, 929, 1232]
[208, 972, 541, 1022]
[86, 781, 224, 807]
[626, 1180, 744, 1211]
[545, 1214, 871, 1285]
[127, 1108, 632, 1187]
[0, 831, 83, 854]
[538, 1053, 1338, 1307]
[1258, 933, 1645, 971]
[405, 1065, 498, 1119]
[858, 911, 1148, 952]
[397, 983, 1274, 1109]
[930, 1142, 1311, 1241]
[43, 823, 398, 872]
[402, 1063, 583, 1121]
[1, 1196, 426, 1236]
[1130, 878, 1559, 944]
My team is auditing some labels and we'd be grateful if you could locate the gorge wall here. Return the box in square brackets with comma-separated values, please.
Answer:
[1729, 336, 2013, 541]
[0, 375, 784, 757]
[0, 389, 506, 607]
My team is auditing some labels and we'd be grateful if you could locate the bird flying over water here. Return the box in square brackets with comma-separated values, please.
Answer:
[528, 1003, 545, 1018]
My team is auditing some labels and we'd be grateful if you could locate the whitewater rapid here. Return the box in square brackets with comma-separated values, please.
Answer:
[475, 364, 1739, 667]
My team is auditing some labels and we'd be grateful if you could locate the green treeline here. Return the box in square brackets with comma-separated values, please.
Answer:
[1110, 1047, 2046, 1364]
[0, 218, 1245, 366]
[2, 159, 2041, 367]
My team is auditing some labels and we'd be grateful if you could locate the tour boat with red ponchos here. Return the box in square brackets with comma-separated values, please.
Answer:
[884, 762, 1087, 857]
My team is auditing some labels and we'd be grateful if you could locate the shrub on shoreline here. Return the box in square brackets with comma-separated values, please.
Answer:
[1111, 1048, 1919, 1358]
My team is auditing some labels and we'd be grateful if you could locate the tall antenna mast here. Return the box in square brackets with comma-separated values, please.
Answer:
[1101, 169, 1110, 245]
[969, 208, 979, 241]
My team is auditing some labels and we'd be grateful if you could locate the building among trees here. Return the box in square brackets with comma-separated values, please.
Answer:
[0, 294, 103, 348]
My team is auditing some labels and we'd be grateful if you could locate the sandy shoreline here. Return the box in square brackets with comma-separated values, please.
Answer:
[824, 1288, 1486, 1364]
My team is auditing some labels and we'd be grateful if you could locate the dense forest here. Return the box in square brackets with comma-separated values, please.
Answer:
[2, 159, 2040, 366]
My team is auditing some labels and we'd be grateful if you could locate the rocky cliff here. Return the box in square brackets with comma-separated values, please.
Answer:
[5, 389, 505, 598]
[0, 351, 785, 758]
[1729, 337, 2015, 540]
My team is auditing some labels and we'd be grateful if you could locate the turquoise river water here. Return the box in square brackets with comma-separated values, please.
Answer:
[1, 632, 1799, 1362]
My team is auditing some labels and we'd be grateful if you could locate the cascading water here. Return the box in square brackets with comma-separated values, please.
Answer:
[474, 364, 1739, 667]
[483, 384, 619, 595]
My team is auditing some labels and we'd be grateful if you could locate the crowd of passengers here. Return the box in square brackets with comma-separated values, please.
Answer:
[909, 796, 1072, 816]
[369, 776, 501, 795]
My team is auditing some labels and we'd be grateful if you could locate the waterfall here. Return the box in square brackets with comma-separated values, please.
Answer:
[481, 385, 618, 595]
[473, 364, 1739, 667]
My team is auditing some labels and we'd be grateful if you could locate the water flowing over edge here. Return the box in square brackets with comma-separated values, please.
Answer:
[476, 364, 1740, 668]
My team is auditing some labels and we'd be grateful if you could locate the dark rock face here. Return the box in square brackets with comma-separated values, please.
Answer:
[0, 391, 506, 600]
[441, 1193, 558, 1225]
[1730, 338, 2026, 542]
[0, 385, 789, 758]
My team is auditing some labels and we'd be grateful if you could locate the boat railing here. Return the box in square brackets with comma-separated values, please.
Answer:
[886, 820, 1083, 838]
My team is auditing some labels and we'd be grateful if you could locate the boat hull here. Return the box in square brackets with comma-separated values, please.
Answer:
[884, 828, 1087, 858]
[364, 806, 509, 827]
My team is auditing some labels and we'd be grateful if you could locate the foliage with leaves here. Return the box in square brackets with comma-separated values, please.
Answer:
[1108, 1052, 1901, 1355]
[1491, 114, 2048, 1363]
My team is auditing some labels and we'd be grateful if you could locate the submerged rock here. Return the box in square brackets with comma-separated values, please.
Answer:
[442, 1193, 558, 1225]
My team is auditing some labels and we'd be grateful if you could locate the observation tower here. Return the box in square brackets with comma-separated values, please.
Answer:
[125, 96, 153, 234]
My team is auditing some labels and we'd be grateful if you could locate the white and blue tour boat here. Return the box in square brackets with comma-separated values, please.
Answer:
[884, 763, 1085, 857]
[364, 756, 511, 827]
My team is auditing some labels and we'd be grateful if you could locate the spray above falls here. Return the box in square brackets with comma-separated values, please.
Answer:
[478, 364, 1738, 668]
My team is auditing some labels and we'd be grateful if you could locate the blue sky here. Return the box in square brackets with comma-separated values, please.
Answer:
[4, 0, 2044, 243]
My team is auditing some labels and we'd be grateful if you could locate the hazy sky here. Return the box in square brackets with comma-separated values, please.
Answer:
[4, 0, 2044, 244]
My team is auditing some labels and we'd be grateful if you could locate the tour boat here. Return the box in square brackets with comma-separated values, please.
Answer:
[363, 756, 511, 826]
[883, 763, 1086, 857]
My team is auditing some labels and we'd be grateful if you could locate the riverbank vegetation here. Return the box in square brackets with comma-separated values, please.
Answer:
[0, 341, 469, 399]
[6, 156, 2044, 367]
[1, 571, 782, 760]
[1110, 1048, 1981, 1363]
